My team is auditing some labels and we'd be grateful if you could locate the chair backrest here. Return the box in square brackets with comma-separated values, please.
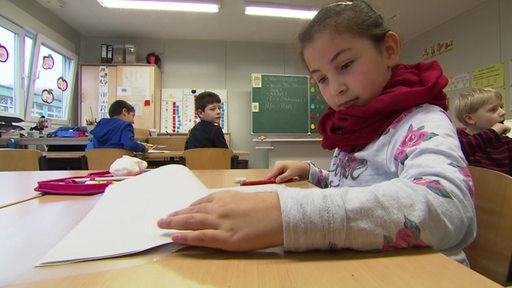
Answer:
[465, 166, 512, 285]
[82, 148, 134, 170]
[0, 149, 45, 171]
[134, 128, 150, 142]
[148, 136, 188, 151]
[182, 148, 237, 169]
[148, 134, 231, 151]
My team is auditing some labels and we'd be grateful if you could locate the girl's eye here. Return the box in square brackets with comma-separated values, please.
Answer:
[340, 60, 354, 71]
[316, 76, 327, 84]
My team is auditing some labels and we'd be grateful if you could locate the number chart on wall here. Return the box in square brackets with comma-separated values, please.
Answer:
[160, 88, 228, 133]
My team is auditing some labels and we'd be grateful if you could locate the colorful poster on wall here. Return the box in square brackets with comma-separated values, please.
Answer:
[473, 62, 506, 110]
[161, 88, 228, 133]
[472, 62, 504, 88]
[98, 66, 109, 120]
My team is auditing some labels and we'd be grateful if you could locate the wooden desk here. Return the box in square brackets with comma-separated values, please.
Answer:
[143, 150, 249, 161]
[0, 170, 87, 209]
[0, 137, 90, 146]
[43, 151, 85, 159]
[0, 169, 500, 287]
[42, 150, 249, 161]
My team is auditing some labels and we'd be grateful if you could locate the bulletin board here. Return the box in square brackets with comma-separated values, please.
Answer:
[251, 73, 328, 134]
[160, 88, 228, 133]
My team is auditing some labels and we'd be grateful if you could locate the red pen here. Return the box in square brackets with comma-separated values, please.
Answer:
[240, 179, 277, 186]
[240, 178, 296, 186]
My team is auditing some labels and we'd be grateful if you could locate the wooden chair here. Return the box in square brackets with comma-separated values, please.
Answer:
[148, 136, 188, 151]
[134, 128, 150, 142]
[464, 166, 512, 286]
[81, 148, 134, 170]
[0, 149, 47, 171]
[181, 148, 238, 169]
[148, 134, 231, 151]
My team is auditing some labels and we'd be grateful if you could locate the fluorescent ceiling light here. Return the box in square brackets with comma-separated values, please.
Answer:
[97, 0, 219, 13]
[245, 3, 317, 19]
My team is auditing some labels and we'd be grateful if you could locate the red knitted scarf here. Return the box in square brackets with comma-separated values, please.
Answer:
[318, 61, 448, 152]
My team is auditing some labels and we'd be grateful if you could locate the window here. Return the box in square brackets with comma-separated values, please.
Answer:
[0, 17, 25, 119]
[25, 34, 77, 125]
[0, 15, 77, 125]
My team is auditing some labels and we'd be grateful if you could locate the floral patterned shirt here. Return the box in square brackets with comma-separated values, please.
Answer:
[277, 104, 476, 264]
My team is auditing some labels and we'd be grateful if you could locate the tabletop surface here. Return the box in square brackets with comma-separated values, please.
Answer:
[0, 137, 90, 145]
[0, 169, 501, 287]
[42, 150, 250, 160]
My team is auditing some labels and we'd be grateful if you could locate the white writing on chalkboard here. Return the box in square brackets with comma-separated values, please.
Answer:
[251, 73, 310, 134]
[263, 88, 306, 111]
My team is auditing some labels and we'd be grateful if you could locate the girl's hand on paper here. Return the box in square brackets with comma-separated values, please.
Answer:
[266, 161, 310, 183]
[157, 191, 283, 251]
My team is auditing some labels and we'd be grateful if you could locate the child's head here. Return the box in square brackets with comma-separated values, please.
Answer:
[109, 100, 136, 124]
[195, 91, 222, 123]
[454, 87, 506, 131]
[298, 1, 400, 111]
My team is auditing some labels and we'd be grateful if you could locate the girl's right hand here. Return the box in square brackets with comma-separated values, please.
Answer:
[266, 161, 310, 183]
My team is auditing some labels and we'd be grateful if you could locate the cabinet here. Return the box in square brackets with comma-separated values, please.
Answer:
[79, 64, 161, 130]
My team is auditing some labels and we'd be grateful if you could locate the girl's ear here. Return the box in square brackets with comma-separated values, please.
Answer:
[463, 114, 476, 125]
[383, 31, 401, 67]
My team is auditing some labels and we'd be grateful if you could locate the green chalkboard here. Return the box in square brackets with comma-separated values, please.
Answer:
[251, 73, 329, 134]
[251, 74, 309, 133]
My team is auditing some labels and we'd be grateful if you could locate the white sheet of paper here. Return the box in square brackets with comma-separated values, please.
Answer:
[37, 165, 208, 266]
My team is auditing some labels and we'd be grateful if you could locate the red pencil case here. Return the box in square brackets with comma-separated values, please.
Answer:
[34, 171, 115, 195]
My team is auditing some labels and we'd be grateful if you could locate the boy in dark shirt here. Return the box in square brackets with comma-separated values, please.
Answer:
[454, 87, 512, 175]
[87, 100, 147, 152]
[184, 91, 228, 150]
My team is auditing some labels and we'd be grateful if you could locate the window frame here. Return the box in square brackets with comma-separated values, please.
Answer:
[0, 16, 26, 119]
[25, 33, 78, 125]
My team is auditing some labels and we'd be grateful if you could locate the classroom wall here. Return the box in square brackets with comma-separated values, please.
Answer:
[80, 36, 318, 168]
[401, 0, 511, 126]
[10, 0, 512, 169]
[4, 1, 80, 53]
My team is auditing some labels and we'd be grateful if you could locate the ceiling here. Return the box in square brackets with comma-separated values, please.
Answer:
[34, 0, 486, 44]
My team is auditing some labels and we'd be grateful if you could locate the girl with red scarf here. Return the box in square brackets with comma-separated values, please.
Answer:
[158, 1, 476, 265]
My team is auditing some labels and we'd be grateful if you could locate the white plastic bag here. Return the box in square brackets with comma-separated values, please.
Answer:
[109, 155, 148, 176]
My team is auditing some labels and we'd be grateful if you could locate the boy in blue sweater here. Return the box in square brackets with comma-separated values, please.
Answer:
[86, 100, 147, 152]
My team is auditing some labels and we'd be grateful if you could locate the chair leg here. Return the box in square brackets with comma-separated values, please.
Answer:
[80, 155, 89, 170]
[231, 155, 239, 169]
[39, 156, 48, 170]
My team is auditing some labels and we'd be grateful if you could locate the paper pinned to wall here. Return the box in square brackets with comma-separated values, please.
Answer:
[118, 67, 152, 100]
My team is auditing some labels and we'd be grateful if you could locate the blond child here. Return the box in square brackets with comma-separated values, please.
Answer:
[454, 87, 512, 175]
